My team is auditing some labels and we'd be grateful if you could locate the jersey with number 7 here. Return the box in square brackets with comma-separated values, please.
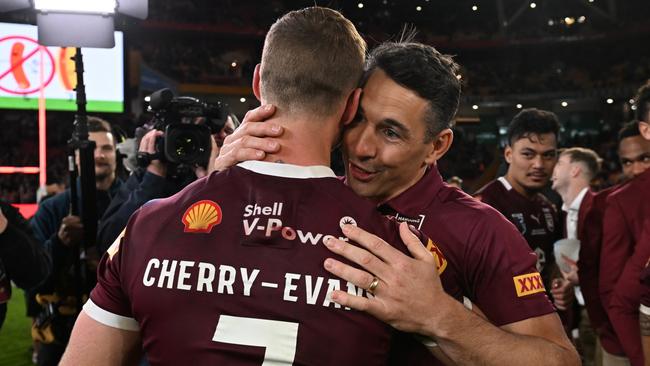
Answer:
[85, 161, 458, 365]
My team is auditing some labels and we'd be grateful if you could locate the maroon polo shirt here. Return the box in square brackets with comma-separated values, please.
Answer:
[380, 168, 555, 327]
[576, 187, 624, 355]
[87, 161, 442, 366]
[475, 177, 561, 288]
[600, 167, 650, 366]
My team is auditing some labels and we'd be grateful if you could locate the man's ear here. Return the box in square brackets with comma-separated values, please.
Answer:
[570, 164, 582, 178]
[424, 129, 454, 165]
[252, 63, 262, 101]
[640, 121, 650, 141]
[341, 88, 362, 126]
[504, 145, 513, 164]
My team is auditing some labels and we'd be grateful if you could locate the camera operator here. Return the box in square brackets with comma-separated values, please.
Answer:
[96, 113, 237, 254]
[0, 201, 51, 330]
[29, 116, 122, 366]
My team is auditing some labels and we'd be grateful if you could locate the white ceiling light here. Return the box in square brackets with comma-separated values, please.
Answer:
[34, 0, 117, 14]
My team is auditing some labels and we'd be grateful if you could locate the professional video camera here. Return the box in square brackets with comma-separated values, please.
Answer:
[139, 88, 229, 179]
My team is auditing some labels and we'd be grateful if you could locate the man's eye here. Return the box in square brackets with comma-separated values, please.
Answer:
[642, 156, 650, 163]
[382, 128, 399, 139]
[621, 161, 631, 166]
[522, 152, 534, 158]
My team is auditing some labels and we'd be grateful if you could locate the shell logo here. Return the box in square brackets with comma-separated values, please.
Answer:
[426, 239, 447, 275]
[182, 200, 222, 233]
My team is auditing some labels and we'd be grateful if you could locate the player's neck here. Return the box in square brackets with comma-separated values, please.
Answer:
[503, 174, 538, 199]
[261, 115, 336, 167]
[564, 181, 588, 208]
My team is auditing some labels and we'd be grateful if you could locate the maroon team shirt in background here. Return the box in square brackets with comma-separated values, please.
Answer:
[600, 168, 650, 366]
[379, 169, 555, 329]
[370, 167, 556, 365]
[475, 177, 561, 287]
[85, 161, 452, 365]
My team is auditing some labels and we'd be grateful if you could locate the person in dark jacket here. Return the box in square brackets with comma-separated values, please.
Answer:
[30, 116, 122, 366]
[0, 201, 51, 329]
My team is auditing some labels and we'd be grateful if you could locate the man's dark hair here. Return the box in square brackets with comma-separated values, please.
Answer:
[507, 108, 560, 146]
[634, 80, 650, 122]
[618, 120, 641, 143]
[86, 116, 112, 134]
[362, 41, 461, 142]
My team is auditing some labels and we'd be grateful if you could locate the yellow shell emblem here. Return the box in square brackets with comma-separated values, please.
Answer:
[182, 200, 222, 233]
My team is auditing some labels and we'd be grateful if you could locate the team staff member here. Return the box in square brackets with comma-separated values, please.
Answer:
[0, 201, 51, 329]
[601, 81, 650, 366]
[216, 41, 580, 365]
[30, 117, 122, 366]
[577, 122, 650, 365]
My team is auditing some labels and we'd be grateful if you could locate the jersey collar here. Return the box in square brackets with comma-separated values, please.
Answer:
[237, 160, 337, 179]
[378, 166, 443, 214]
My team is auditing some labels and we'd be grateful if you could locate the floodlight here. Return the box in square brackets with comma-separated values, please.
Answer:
[34, 0, 117, 14]
[0, 0, 147, 48]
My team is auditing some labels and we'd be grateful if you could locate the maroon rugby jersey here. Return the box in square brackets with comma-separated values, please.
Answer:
[475, 177, 560, 286]
[380, 168, 555, 365]
[86, 161, 445, 366]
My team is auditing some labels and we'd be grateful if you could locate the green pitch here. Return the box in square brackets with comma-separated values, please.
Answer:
[0, 287, 36, 366]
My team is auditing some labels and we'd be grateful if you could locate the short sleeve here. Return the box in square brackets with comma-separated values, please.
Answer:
[466, 215, 555, 326]
[86, 219, 139, 331]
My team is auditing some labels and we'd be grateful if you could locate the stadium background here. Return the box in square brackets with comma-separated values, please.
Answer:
[0, 1, 648, 361]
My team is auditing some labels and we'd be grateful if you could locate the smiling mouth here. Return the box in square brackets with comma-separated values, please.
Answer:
[348, 162, 378, 182]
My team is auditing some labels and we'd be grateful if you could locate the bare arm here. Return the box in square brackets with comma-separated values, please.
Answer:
[324, 223, 580, 366]
[60, 311, 142, 366]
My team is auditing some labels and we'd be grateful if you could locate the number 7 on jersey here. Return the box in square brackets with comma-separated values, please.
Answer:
[212, 315, 299, 365]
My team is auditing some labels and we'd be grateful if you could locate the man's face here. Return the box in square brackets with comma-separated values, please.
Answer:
[342, 69, 435, 203]
[89, 131, 116, 181]
[551, 154, 572, 193]
[505, 133, 557, 193]
[213, 117, 236, 148]
[618, 135, 650, 179]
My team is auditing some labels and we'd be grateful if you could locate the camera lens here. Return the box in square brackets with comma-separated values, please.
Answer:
[175, 133, 197, 157]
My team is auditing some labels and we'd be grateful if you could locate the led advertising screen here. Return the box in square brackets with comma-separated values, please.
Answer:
[0, 22, 124, 112]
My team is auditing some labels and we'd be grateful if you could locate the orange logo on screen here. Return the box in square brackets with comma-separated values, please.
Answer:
[426, 239, 447, 275]
[182, 200, 222, 233]
[513, 272, 545, 297]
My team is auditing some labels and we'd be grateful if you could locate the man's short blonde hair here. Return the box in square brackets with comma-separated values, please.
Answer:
[260, 7, 366, 117]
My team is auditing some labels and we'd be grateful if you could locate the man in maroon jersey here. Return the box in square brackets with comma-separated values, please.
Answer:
[216, 41, 579, 364]
[473, 109, 574, 313]
[601, 81, 650, 366]
[60, 8, 444, 365]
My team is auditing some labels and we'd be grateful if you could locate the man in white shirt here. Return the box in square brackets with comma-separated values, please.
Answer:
[551, 147, 603, 364]
[552, 147, 601, 240]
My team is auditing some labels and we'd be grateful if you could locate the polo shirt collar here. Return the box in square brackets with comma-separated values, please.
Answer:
[378, 167, 443, 214]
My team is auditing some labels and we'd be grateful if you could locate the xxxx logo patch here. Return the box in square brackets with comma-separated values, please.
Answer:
[426, 239, 447, 275]
[513, 272, 545, 297]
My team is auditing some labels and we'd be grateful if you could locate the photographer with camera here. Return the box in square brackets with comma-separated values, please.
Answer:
[97, 90, 237, 254]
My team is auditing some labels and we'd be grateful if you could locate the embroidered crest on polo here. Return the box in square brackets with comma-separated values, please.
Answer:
[339, 216, 357, 229]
